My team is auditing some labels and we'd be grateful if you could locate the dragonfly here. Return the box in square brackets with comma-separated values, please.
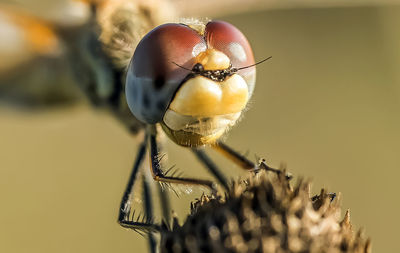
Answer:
[0, 0, 272, 252]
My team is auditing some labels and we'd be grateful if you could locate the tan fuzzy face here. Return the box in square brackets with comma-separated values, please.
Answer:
[162, 49, 251, 147]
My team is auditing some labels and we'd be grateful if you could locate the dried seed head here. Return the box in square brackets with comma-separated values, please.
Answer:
[160, 170, 371, 253]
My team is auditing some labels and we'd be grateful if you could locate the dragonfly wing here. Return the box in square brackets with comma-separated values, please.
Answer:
[0, 0, 176, 133]
[0, 6, 89, 108]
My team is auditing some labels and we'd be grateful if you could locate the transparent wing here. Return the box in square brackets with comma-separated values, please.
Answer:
[0, 0, 174, 133]
[0, 4, 87, 108]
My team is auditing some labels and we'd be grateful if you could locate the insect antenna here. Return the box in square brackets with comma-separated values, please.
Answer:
[171, 61, 192, 71]
[234, 56, 272, 71]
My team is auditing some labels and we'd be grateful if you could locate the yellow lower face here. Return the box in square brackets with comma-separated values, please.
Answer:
[163, 73, 248, 147]
[161, 121, 227, 147]
[169, 74, 248, 116]
[162, 49, 249, 147]
[161, 111, 241, 147]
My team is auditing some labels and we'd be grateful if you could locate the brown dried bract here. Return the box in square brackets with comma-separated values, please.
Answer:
[160, 170, 371, 253]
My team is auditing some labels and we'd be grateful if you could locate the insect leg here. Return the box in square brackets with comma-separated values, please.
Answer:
[118, 138, 160, 233]
[212, 141, 292, 179]
[150, 135, 172, 225]
[147, 125, 217, 193]
[211, 141, 255, 170]
[157, 184, 171, 227]
[191, 148, 229, 191]
[142, 174, 157, 253]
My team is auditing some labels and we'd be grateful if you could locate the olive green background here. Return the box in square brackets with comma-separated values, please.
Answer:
[1, 6, 400, 253]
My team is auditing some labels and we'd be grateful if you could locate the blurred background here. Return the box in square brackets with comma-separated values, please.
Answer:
[1, 0, 400, 252]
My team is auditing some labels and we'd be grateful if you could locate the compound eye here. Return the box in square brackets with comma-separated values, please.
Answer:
[205, 20, 256, 97]
[131, 23, 206, 85]
[205, 21, 255, 70]
[126, 23, 206, 123]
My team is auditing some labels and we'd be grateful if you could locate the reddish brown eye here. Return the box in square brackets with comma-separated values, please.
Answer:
[126, 23, 206, 124]
[205, 21, 255, 69]
[131, 23, 205, 84]
[205, 20, 256, 97]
